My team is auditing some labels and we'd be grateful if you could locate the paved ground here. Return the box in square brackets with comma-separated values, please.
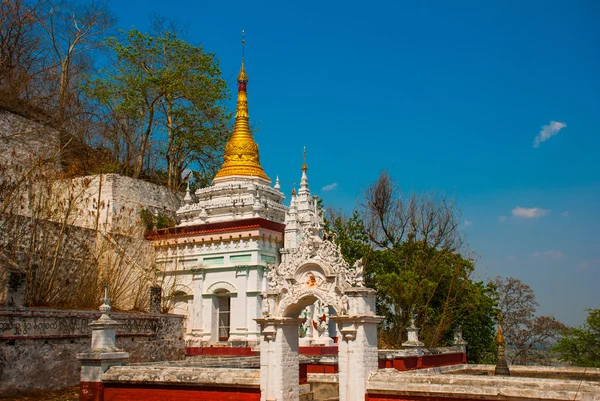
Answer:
[1, 387, 79, 401]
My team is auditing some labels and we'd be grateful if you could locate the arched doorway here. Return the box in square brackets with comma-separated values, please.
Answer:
[215, 289, 231, 342]
[206, 281, 237, 343]
[256, 234, 381, 401]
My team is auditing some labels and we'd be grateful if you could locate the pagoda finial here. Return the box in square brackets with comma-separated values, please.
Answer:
[184, 180, 193, 204]
[298, 147, 310, 196]
[214, 31, 268, 182]
[274, 176, 281, 190]
[495, 319, 511, 376]
[238, 30, 248, 82]
[495, 321, 504, 344]
[242, 30, 245, 60]
[302, 146, 308, 171]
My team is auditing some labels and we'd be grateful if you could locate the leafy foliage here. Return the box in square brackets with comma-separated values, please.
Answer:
[84, 26, 231, 189]
[554, 309, 600, 367]
[139, 209, 177, 232]
[325, 207, 497, 363]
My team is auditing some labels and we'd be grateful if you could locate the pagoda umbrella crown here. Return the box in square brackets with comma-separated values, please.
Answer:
[213, 59, 269, 183]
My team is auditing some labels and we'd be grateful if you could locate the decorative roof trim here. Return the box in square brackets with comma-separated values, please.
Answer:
[146, 217, 285, 240]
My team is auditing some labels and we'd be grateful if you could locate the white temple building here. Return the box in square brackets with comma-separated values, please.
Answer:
[150, 58, 333, 346]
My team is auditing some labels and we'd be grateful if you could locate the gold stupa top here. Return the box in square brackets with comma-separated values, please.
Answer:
[495, 323, 504, 344]
[213, 51, 269, 181]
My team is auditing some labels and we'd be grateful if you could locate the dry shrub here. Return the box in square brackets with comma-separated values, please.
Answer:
[0, 115, 152, 310]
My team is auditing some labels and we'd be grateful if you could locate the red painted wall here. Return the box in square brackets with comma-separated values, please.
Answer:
[306, 364, 338, 374]
[298, 346, 338, 355]
[80, 382, 104, 401]
[186, 347, 257, 356]
[378, 353, 464, 371]
[421, 352, 464, 368]
[366, 395, 477, 401]
[103, 384, 260, 401]
[299, 363, 308, 384]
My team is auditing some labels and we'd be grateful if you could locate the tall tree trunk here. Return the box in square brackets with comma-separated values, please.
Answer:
[133, 108, 155, 179]
[166, 99, 175, 189]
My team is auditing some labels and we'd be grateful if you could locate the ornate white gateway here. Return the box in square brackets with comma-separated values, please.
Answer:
[256, 229, 382, 401]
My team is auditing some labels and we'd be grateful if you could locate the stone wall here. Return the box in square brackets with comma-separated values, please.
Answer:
[1, 108, 180, 236]
[69, 173, 181, 234]
[101, 366, 261, 401]
[0, 307, 186, 395]
[366, 365, 600, 401]
[0, 108, 60, 173]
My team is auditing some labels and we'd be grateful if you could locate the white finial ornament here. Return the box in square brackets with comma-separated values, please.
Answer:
[99, 284, 112, 320]
[299, 147, 310, 196]
[184, 180, 193, 204]
[274, 176, 280, 190]
[289, 187, 297, 212]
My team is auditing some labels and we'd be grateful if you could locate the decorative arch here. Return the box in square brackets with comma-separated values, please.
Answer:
[205, 281, 237, 295]
[295, 258, 335, 278]
[170, 283, 193, 296]
[262, 234, 363, 319]
[279, 286, 346, 318]
[257, 231, 378, 401]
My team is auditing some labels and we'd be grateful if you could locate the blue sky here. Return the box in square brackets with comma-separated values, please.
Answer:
[110, 0, 599, 326]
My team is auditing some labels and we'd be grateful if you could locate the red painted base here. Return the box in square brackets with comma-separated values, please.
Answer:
[80, 381, 104, 401]
[186, 347, 257, 356]
[299, 346, 338, 355]
[306, 364, 338, 374]
[104, 384, 260, 401]
[378, 353, 465, 371]
[366, 395, 474, 401]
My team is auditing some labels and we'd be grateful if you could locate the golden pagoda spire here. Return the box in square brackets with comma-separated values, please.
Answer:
[213, 31, 269, 181]
[495, 323, 504, 344]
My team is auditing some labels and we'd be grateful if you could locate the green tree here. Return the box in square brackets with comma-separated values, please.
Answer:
[325, 209, 370, 267]
[554, 309, 600, 367]
[368, 242, 495, 352]
[324, 203, 497, 363]
[456, 281, 498, 363]
[354, 171, 496, 352]
[85, 24, 231, 188]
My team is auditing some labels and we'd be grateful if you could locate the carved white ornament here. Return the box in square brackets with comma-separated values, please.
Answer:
[263, 232, 365, 317]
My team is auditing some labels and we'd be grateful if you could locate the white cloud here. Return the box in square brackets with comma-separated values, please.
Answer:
[321, 183, 338, 191]
[531, 250, 566, 261]
[461, 220, 473, 228]
[533, 120, 566, 148]
[578, 262, 590, 272]
[512, 206, 549, 218]
[561, 211, 570, 217]
[579, 259, 600, 271]
[498, 216, 508, 223]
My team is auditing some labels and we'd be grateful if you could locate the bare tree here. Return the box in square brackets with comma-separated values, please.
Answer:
[35, 0, 115, 117]
[492, 276, 566, 365]
[361, 170, 463, 252]
[0, 0, 43, 102]
[358, 171, 479, 347]
[0, 114, 152, 311]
